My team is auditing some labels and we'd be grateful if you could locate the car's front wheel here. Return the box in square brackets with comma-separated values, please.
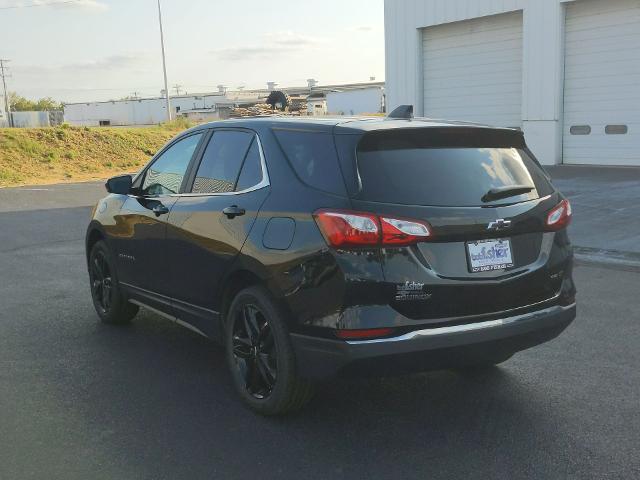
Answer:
[88, 240, 138, 325]
[225, 286, 314, 415]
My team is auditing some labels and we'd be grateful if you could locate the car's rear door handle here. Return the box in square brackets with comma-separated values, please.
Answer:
[222, 205, 246, 219]
[152, 204, 170, 217]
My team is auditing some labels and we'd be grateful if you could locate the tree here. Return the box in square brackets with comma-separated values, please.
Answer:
[8, 92, 62, 111]
[35, 97, 62, 111]
[8, 92, 35, 111]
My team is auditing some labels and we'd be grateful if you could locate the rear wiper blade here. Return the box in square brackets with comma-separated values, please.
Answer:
[482, 185, 534, 203]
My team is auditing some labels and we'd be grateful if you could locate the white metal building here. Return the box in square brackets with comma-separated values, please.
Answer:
[326, 86, 385, 115]
[307, 93, 327, 116]
[64, 82, 388, 125]
[64, 94, 238, 127]
[384, 0, 640, 166]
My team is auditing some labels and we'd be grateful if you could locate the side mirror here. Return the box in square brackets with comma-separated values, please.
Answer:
[105, 175, 133, 195]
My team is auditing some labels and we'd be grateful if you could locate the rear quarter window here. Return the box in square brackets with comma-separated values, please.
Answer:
[273, 129, 346, 196]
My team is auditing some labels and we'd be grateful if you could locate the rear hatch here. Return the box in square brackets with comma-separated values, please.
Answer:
[335, 126, 569, 323]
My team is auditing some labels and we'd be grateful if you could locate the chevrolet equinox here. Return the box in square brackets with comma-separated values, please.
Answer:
[86, 109, 576, 415]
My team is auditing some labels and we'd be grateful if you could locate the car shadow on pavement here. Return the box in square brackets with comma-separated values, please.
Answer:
[57, 309, 571, 479]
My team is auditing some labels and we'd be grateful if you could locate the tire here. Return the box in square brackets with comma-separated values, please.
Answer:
[88, 240, 138, 325]
[265, 90, 290, 111]
[225, 286, 314, 415]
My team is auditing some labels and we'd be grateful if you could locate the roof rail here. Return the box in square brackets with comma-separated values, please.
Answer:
[387, 105, 414, 120]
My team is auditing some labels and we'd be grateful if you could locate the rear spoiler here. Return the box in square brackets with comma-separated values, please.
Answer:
[358, 127, 526, 151]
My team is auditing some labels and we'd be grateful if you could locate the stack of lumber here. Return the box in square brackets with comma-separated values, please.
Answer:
[229, 104, 277, 118]
[288, 98, 308, 112]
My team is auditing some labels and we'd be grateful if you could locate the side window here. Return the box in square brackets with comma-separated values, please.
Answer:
[273, 130, 345, 195]
[142, 133, 203, 195]
[235, 139, 264, 191]
[192, 130, 253, 194]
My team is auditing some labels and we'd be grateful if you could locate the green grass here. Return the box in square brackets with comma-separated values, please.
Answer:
[0, 122, 191, 187]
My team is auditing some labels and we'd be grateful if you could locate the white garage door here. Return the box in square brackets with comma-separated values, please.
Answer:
[563, 0, 640, 165]
[422, 11, 523, 128]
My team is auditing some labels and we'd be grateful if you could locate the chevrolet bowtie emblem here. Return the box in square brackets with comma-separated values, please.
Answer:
[487, 219, 512, 231]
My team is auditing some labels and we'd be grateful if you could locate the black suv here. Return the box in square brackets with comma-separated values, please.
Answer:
[86, 112, 576, 415]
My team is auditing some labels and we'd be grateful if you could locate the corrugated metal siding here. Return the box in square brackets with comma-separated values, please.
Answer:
[422, 11, 523, 127]
[563, 0, 640, 165]
[10, 111, 51, 128]
[522, 1, 565, 121]
[401, 0, 524, 28]
[384, 0, 416, 109]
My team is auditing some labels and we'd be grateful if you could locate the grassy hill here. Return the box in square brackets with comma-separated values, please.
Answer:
[0, 121, 190, 188]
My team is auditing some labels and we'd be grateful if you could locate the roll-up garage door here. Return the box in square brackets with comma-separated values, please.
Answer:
[422, 11, 523, 128]
[563, 0, 640, 165]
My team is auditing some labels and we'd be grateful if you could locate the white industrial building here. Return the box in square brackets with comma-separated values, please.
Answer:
[326, 85, 385, 115]
[64, 81, 387, 126]
[306, 92, 328, 116]
[384, 0, 640, 166]
[64, 94, 240, 127]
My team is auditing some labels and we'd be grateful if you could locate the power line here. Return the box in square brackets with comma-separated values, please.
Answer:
[0, 0, 89, 10]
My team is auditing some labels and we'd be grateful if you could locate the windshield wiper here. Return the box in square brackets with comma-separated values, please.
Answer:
[482, 185, 534, 203]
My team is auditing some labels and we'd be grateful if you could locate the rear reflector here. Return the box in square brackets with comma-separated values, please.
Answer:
[335, 328, 396, 340]
[545, 199, 572, 231]
[314, 209, 433, 248]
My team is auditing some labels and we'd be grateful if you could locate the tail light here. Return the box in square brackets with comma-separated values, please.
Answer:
[314, 209, 433, 248]
[545, 199, 572, 231]
[313, 210, 379, 247]
[380, 216, 432, 246]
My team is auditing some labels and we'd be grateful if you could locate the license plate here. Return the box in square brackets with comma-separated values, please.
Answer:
[467, 239, 514, 273]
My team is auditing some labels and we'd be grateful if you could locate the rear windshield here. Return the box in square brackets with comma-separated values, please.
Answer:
[355, 131, 553, 207]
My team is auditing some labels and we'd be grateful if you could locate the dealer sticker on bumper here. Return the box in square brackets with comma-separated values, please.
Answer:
[467, 239, 514, 272]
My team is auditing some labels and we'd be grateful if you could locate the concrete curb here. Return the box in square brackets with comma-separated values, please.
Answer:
[574, 246, 640, 272]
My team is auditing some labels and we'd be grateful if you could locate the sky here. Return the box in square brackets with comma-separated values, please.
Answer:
[0, 0, 385, 103]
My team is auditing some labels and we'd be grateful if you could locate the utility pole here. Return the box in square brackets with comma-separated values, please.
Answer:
[172, 84, 182, 96]
[0, 59, 12, 127]
[157, 0, 172, 122]
[131, 91, 140, 100]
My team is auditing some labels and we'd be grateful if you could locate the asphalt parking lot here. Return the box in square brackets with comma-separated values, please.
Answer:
[547, 165, 640, 258]
[1, 182, 639, 480]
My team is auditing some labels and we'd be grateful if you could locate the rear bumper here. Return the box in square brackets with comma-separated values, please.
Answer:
[291, 303, 576, 380]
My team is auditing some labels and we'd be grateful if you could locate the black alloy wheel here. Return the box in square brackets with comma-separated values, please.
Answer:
[231, 304, 277, 399]
[225, 286, 314, 415]
[88, 241, 138, 325]
[90, 249, 113, 315]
